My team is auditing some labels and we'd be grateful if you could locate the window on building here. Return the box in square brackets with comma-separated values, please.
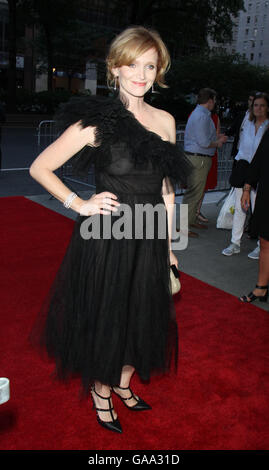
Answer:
[247, 16, 250, 23]
[259, 52, 262, 58]
[248, 3, 252, 11]
[265, 1, 269, 8]
[254, 28, 258, 36]
[250, 53, 254, 60]
[252, 41, 255, 47]
[260, 39, 263, 45]
[245, 28, 249, 35]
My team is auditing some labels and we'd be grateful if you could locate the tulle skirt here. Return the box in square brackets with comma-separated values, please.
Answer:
[31, 194, 178, 396]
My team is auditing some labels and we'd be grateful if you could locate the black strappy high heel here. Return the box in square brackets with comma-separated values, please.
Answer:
[91, 385, 122, 433]
[239, 285, 268, 303]
[112, 385, 151, 411]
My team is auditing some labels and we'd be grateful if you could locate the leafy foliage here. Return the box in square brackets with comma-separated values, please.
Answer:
[168, 52, 269, 101]
[112, 0, 245, 56]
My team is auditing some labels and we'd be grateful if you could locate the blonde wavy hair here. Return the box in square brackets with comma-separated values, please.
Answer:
[106, 26, 171, 89]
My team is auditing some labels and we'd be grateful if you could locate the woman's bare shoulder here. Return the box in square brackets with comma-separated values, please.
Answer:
[147, 104, 176, 141]
[147, 103, 175, 122]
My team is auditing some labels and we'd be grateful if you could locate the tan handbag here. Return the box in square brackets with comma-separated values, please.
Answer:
[170, 265, 181, 295]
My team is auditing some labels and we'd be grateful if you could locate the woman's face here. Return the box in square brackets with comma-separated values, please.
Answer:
[253, 98, 269, 120]
[113, 47, 158, 98]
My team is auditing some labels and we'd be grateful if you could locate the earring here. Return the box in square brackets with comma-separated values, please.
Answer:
[151, 83, 157, 94]
[114, 76, 118, 91]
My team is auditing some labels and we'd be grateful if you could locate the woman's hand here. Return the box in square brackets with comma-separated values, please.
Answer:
[241, 190, 250, 212]
[79, 192, 120, 216]
[169, 250, 179, 269]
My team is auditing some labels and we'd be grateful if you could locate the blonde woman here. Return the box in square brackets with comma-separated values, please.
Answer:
[30, 26, 190, 433]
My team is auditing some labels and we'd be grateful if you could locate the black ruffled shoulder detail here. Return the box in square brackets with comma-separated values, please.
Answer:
[102, 105, 192, 191]
[121, 118, 192, 192]
[154, 139, 192, 193]
[54, 95, 192, 186]
[54, 95, 129, 174]
[54, 95, 127, 143]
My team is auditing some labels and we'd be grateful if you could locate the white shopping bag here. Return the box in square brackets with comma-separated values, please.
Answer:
[216, 188, 235, 229]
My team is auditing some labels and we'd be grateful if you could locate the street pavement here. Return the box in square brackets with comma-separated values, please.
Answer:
[1, 127, 39, 170]
[1, 125, 267, 312]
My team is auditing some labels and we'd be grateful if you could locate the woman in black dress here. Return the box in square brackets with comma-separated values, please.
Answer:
[30, 26, 190, 433]
[240, 128, 269, 303]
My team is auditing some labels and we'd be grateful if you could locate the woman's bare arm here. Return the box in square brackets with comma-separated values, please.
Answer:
[161, 113, 178, 268]
[30, 122, 119, 215]
[30, 122, 96, 213]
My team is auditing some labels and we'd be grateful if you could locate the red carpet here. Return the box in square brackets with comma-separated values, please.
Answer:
[0, 196, 269, 450]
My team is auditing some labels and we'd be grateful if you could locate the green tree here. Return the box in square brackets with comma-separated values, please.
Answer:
[20, 0, 79, 90]
[169, 52, 269, 101]
[20, 0, 117, 91]
[45, 21, 116, 91]
[113, 0, 245, 56]
[151, 51, 269, 121]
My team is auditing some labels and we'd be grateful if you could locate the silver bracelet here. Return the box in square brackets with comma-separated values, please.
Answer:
[63, 192, 78, 209]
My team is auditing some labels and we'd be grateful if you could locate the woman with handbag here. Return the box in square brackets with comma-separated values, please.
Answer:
[222, 93, 269, 257]
[239, 128, 269, 303]
[29, 26, 190, 434]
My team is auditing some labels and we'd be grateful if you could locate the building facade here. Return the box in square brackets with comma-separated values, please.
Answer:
[210, 1, 269, 67]
[235, 0, 269, 65]
[0, 0, 123, 94]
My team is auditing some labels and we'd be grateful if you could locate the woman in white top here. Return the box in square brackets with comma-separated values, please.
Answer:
[222, 93, 269, 257]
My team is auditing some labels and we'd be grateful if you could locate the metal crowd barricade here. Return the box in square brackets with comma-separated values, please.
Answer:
[215, 138, 234, 191]
[37, 120, 57, 150]
[37, 120, 233, 194]
[37, 120, 95, 189]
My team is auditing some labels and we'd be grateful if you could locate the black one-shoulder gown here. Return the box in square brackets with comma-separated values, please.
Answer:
[32, 96, 190, 395]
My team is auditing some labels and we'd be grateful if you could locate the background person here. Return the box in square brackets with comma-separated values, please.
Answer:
[183, 88, 227, 238]
[226, 91, 258, 255]
[240, 127, 269, 303]
[222, 93, 269, 257]
[196, 109, 221, 224]
[226, 91, 257, 159]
